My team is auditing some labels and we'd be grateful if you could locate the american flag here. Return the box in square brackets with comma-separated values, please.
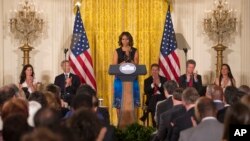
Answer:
[159, 6, 180, 82]
[69, 6, 97, 90]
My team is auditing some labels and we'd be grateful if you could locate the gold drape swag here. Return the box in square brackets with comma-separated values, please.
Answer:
[73, 0, 170, 125]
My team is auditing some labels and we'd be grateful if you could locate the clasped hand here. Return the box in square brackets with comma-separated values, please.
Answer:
[65, 77, 72, 87]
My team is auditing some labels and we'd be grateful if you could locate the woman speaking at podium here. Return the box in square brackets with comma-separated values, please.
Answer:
[113, 32, 140, 127]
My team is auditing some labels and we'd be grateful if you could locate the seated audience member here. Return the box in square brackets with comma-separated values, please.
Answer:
[33, 107, 76, 141]
[238, 85, 250, 95]
[179, 59, 202, 95]
[205, 84, 216, 99]
[28, 91, 47, 107]
[211, 86, 224, 111]
[214, 64, 235, 91]
[28, 101, 42, 127]
[76, 85, 115, 141]
[7, 83, 22, 98]
[0, 85, 17, 111]
[222, 103, 250, 141]
[21, 127, 62, 141]
[1, 98, 30, 140]
[1, 98, 29, 122]
[64, 93, 93, 119]
[3, 114, 32, 141]
[240, 94, 250, 109]
[154, 80, 177, 127]
[76, 84, 110, 125]
[46, 84, 69, 117]
[157, 88, 186, 141]
[179, 97, 223, 141]
[143, 64, 167, 127]
[34, 107, 62, 130]
[217, 86, 239, 123]
[170, 87, 200, 141]
[46, 84, 63, 106]
[67, 108, 107, 141]
[19, 64, 38, 98]
[54, 60, 81, 105]
[43, 91, 61, 111]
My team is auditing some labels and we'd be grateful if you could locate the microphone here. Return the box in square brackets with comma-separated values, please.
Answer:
[183, 48, 188, 54]
[64, 48, 69, 54]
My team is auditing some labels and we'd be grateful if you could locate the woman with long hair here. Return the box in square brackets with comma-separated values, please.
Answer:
[19, 64, 37, 97]
[215, 64, 235, 90]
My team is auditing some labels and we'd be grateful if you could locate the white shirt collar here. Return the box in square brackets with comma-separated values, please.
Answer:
[213, 100, 223, 103]
[64, 72, 70, 76]
[201, 117, 217, 122]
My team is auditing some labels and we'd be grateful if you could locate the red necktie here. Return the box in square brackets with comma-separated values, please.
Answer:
[154, 83, 158, 95]
[188, 75, 193, 87]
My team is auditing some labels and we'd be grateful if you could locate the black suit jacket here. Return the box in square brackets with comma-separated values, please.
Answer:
[179, 74, 202, 95]
[157, 104, 186, 141]
[54, 73, 80, 104]
[97, 107, 110, 126]
[144, 75, 167, 112]
[170, 107, 196, 141]
[217, 106, 230, 123]
[155, 97, 173, 127]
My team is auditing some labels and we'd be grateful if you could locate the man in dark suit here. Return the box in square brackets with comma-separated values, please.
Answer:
[157, 88, 186, 141]
[211, 86, 224, 111]
[142, 63, 167, 127]
[155, 80, 178, 127]
[170, 87, 200, 141]
[179, 97, 223, 141]
[179, 59, 202, 95]
[54, 60, 80, 105]
[217, 86, 240, 123]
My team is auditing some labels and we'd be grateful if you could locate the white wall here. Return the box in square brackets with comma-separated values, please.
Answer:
[172, 0, 250, 86]
[0, 0, 250, 87]
[1, 0, 73, 86]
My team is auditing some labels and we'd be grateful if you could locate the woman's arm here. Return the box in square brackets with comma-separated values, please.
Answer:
[133, 50, 139, 64]
[214, 77, 219, 86]
[113, 50, 118, 65]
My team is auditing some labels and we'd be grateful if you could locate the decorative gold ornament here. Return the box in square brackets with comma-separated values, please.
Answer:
[10, 0, 44, 65]
[203, 0, 237, 77]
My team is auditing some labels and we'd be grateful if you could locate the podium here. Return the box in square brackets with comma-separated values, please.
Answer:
[109, 63, 147, 128]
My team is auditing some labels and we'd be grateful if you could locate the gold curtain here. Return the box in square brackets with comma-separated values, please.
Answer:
[76, 0, 169, 125]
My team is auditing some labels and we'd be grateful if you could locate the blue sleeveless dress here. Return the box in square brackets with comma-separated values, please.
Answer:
[113, 47, 140, 109]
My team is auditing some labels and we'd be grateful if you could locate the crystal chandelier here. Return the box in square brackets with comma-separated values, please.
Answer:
[203, 0, 237, 77]
[9, 0, 44, 65]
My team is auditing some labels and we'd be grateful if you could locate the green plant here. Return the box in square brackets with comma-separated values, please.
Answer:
[114, 123, 155, 141]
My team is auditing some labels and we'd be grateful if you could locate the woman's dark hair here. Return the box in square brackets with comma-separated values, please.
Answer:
[19, 64, 34, 84]
[67, 108, 103, 141]
[118, 32, 134, 47]
[219, 64, 235, 87]
[223, 103, 250, 140]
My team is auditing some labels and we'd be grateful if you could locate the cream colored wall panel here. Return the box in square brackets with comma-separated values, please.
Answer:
[2, 0, 73, 86]
[0, 0, 3, 86]
[240, 0, 250, 85]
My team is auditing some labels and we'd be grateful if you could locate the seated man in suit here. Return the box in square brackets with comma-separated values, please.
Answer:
[217, 86, 240, 123]
[54, 60, 80, 105]
[179, 59, 202, 95]
[211, 86, 224, 111]
[142, 63, 167, 127]
[170, 87, 200, 141]
[155, 80, 178, 127]
[157, 88, 186, 141]
[179, 97, 223, 141]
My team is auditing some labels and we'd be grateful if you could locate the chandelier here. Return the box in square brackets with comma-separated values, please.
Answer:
[9, 0, 44, 65]
[203, 0, 237, 77]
